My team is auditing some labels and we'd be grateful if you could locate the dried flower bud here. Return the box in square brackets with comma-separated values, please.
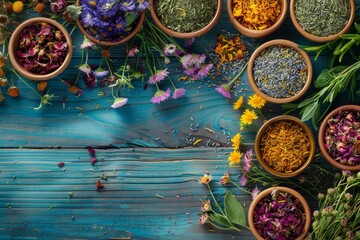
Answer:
[0, 93, 5, 102]
[321, 208, 329, 216]
[313, 210, 320, 219]
[347, 176, 354, 183]
[342, 170, 352, 177]
[355, 231, 360, 239]
[334, 172, 341, 179]
[357, 171, 360, 179]
[341, 217, 348, 227]
[8, 86, 20, 97]
[327, 188, 335, 196]
[344, 203, 351, 210]
[312, 221, 319, 229]
[200, 199, 212, 212]
[346, 230, 354, 239]
[198, 213, 209, 225]
[330, 210, 338, 216]
[334, 236, 342, 240]
[0, 77, 8, 87]
[318, 193, 325, 200]
[344, 192, 353, 201]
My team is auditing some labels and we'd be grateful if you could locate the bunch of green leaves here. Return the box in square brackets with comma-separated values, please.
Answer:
[201, 191, 248, 232]
[306, 171, 360, 240]
[283, 20, 360, 128]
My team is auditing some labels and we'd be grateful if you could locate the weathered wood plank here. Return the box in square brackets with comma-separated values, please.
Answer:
[0, 148, 256, 240]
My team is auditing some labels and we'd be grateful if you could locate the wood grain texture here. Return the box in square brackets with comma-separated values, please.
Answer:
[0, 148, 256, 240]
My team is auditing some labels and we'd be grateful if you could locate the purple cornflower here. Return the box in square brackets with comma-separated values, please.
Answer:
[172, 88, 186, 99]
[98, 0, 118, 17]
[136, 0, 150, 11]
[151, 88, 171, 104]
[148, 69, 169, 84]
[119, 0, 136, 11]
[111, 97, 128, 108]
[215, 84, 231, 99]
[81, 7, 97, 27]
[113, 16, 126, 34]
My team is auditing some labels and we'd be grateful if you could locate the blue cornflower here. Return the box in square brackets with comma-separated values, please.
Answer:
[98, 0, 118, 17]
[119, 0, 136, 11]
[136, 0, 150, 11]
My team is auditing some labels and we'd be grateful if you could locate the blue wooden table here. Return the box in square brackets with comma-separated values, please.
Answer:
[1, 1, 359, 239]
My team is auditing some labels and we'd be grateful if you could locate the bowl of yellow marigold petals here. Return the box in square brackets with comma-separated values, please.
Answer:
[227, 0, 288, 38]
[254, 115, 315, 178]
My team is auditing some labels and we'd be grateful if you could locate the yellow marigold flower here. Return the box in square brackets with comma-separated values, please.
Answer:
[231, 133, 242, 151]
[248, 94, 266, 109]
[240, 109, 258, 125]
[233, 95, 244, 110]
[13, 1, 24, 13]
[228, 151, 243, 166]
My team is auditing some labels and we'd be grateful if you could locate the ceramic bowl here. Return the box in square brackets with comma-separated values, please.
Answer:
[318, 105, 360, 171]
[227, 0, 287, 38]
[248, 186, 311, 240]
[247, 39, 313, 104]
[254, 115, 316, 178]
[290, 0, 355, 42]
[8, 17, 73, 81]
[75, 0, 145, 46]
[149, 0, 222, 39]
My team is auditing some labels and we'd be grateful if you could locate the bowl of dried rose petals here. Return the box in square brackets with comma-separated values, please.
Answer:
[227, 0, 287, 38]
[9, 17, 73, 81]
[318, 105, 360, 171]
[254, 115, 316, 178]
[248, 186, 311, 240]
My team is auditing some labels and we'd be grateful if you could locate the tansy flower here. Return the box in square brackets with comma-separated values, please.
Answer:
[248, 93, 266, 109]
[12, 1, 24, 13]
[111, 97, 128, 108]
[240, 109, 258, 125]
[201, 199, 212, 212]
[228, 151, 243, 166]
[219, 172, 230, 185]
[233, 96, 244, 110]
[231, 133, 242, 151]
[199, 172, 212, 184]
[215, 84, 231, 99]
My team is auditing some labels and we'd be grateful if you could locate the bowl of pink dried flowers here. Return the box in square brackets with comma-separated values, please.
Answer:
[318, 105, 360, 171]
[248, 186, 311, 240]
[8, 17, 72, 81]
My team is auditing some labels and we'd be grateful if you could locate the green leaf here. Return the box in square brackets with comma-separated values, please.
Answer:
[355, 22, 360, 33]
[298, 95, 318, 108]
[66, 5, 82, 19]
[281, 103, 298, 110]
[314, 69, 333, 88]
[125, 12, 137, 27]
[224, 191, 247, 226]
[209, 213, 232, 228]
[301, 101, 319, 122]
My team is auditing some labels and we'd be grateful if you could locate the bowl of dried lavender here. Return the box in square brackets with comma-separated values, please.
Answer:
[227, 0, 287, 38]
[149, 0, 222, 39]
[318, 105, 360, 171]
[248, 186, 311, 240]
[254, 115, 316, 178]
[8, 17, 73, 81]
[247, 39, 313, 104]
[290, 0, 355, 42]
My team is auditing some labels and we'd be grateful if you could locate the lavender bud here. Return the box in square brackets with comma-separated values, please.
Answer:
[313, 210, 320, 219]
[318, 193, 325, 200]
[327, 188, 335, 196]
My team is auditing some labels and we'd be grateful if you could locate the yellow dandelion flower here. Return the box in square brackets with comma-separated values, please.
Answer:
[228, 151, 243, 166]
[248, 94, 266, 109]
[13, 1, 24, 13]
[240, 109, 258, 125]
[233, 96, 244, 110]
[231, 133, 242, 151]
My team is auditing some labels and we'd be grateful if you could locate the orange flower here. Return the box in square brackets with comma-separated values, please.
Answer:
[37, 81, 48, 92]
[35, 3, 46, 13]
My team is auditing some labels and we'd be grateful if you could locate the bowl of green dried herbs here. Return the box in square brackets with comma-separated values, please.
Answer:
[254, 115, 316, 178]
[247, 39, 313, 104]
[290, 0, 355, 42]
[149, 0, 222, 39]
[227, 0, 288, 38]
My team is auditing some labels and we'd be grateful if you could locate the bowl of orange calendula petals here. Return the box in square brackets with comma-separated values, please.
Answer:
[227, 0, 288, 38]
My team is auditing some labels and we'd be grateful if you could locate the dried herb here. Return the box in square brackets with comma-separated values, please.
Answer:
[260, 120, 310, 173]
[253, 189, 307, 239]
[233, 0, 281, 30]
[154, 0, 217, 33]
[294, 0, 351, 37]
[323, 110, 360, 166]
[253, 45, 308, 99]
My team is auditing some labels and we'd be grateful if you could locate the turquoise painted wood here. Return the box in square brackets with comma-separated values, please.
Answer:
[0, 0, 359, 239]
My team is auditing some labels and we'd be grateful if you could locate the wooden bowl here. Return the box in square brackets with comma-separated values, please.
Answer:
[227, 0, 287, 38]
[8, 17, 73, 81]
[247, 39, 313, 104]
[254, 115, 315, 178]
[318, 105, 360, 171]
[75, 0, 145, 46]
[149, 0, 222, 39]
[290, 0, 355, 42]
[248, 186, 311, 240]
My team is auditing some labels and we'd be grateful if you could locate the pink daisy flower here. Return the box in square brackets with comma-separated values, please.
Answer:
[128, 46, 139, 57]
[79, 63, 92, 76]
[197, 63, 213, 77]
[151, 88, 171, 104]
[80, 37, 95, 49]
[111, 97, 128, 108]
[163, 44, 177, 56]
[215, 84, 231, 99]
[172, 88, 186, 99]
[149, 69, 169, 84]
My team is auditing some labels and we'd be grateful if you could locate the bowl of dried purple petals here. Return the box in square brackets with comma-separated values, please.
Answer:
[248, 186, 311, 240]
[318, 105, 360, 171]
[8, 17, 72, 81]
